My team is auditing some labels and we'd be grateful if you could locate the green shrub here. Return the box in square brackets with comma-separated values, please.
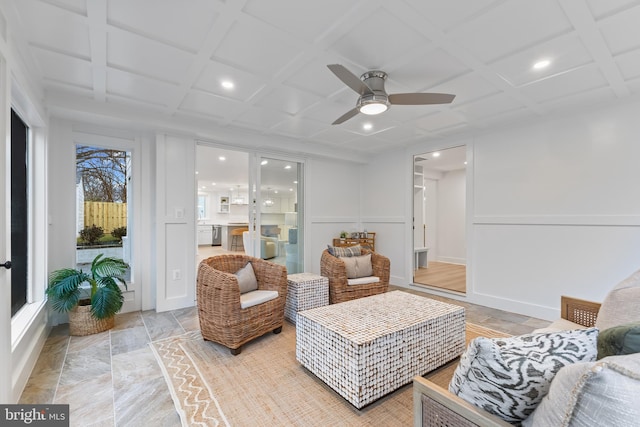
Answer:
[111, 226, 127, 242]
[80, 224, 104, 245]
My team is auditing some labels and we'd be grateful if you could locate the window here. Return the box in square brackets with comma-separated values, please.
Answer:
[10, 109, 29, 316]
[76, 145, 131, 281]
[197, 195, 208, 219]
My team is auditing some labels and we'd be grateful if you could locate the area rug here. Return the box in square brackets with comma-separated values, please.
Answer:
[150, 322, 508, 426]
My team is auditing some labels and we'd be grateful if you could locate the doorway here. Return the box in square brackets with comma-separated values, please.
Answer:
[195, 145, 304, 273]
[413, 146, 466, 294]
[75, 145, 131, 281]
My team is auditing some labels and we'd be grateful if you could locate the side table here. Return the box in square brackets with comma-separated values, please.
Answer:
[285, 273, 329, 324]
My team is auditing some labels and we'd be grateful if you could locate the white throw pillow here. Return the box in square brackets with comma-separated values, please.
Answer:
[449, 328, 599, 423]
[235, 262, 258, 294]
[341, 253, 373, 279]
[595, 267, 640, 331]
[522, 353, 640, 427]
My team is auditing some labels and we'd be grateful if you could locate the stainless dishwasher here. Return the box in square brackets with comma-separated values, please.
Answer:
[211, 225, 222, 246]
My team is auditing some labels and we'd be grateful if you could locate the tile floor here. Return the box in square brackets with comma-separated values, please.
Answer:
[19, 286, 550, 426]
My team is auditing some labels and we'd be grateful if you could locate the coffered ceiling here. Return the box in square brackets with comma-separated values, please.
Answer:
[5, 0, 640, 161]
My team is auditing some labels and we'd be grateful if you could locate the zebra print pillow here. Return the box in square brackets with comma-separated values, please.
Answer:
[449, 328, 598, 423]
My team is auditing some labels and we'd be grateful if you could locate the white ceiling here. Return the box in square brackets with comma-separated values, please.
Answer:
[6, 0, 640, 162]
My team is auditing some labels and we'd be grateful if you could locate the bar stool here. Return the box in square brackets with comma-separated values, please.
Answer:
[230, 228, 248, 251]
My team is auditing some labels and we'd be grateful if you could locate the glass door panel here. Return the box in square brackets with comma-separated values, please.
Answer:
[258, 156, 303, 273]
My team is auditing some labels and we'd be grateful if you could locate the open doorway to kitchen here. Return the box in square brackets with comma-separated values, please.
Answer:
[413, 146, 466, 294]
[195, 145, 303, 274]
[195, 145, 249, 264]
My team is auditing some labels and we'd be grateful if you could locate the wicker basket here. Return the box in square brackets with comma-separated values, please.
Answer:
[69, 304, 115, 336]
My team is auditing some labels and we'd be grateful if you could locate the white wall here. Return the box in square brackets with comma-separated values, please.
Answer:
[360, 149, 407, 284]
[155, 134, 197, 312]
[306, 157, 363, 275]
[469, 99, 640, 319]
[366, 98, 640, 321]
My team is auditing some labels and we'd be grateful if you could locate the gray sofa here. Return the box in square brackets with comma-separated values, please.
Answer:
[242, 231, 277, 259]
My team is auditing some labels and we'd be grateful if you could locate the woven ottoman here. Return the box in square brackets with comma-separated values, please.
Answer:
[285, 273, 329, 324]
[296, 291, 465, 409]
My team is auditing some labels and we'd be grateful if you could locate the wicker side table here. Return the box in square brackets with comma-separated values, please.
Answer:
[285, 273, 329, 324]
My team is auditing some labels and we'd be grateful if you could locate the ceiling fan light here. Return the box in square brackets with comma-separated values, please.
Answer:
[360, 102, 388, 115]
[357, 92, 390, 115]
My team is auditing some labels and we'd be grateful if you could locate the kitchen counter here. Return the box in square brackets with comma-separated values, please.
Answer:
[221, 224, 249, 250]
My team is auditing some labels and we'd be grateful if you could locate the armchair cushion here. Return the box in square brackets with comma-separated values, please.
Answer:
[327, 244, 361, 257]
[449, 328, 599, 423]
[342, 253, 373, 278]
[235, 262, 258, 294]
[597, 321, 640, 359]
[522, 353, 640, 427]
[347, 276, 380, 286]
[240, 290, 279, 309]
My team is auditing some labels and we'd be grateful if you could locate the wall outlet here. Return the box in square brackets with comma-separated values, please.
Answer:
[172, 269, 181, 280]
[175, 207, 185, 218]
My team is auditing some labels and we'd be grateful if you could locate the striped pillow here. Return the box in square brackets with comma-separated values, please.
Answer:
[327, 244, 362, 257]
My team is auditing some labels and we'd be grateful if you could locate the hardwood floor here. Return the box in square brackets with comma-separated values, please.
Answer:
[413, 261, 466, 293]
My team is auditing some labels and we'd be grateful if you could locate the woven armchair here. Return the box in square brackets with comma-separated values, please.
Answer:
[197, 254, 288, 355]
[320, 248, 390, 304]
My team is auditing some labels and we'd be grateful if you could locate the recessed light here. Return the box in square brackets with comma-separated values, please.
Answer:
[195, 171, 199, 174]
[363, 123, 373, 130]
[261, 160, 268, 165]
[218, 156, 226, 161]
[211, 182, 216, 185]
[284, 165, 292, 169]
[432, 152, 441, 158]
[221, 80, 234, 89]
[533, 59, 551, 70]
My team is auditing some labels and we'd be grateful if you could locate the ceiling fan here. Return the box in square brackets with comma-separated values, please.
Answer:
[327, 64, 456, 125]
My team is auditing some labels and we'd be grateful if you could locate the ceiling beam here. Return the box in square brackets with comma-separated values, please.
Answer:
[86, 0, 107, 102]
[559, 0, 630, 99]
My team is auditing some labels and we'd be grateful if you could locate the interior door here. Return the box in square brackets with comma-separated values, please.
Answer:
[256, 155, 303, 273]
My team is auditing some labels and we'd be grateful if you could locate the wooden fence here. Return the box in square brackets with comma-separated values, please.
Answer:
[84, 201, 127, 233]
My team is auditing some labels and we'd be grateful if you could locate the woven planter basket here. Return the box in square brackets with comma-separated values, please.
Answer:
[69, 304, 115, 336]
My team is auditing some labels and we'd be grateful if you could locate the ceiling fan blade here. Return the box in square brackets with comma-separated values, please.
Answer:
[332, 107, 360, 125]
[327, 64, 372, 95]
[388, 93, 455, 105]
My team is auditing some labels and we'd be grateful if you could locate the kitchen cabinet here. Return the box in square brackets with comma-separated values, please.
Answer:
[219, 196, 229, 213]
[198, 225, 213, 245]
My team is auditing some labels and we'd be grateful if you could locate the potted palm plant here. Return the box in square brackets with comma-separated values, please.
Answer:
[47, 254, 129, 336]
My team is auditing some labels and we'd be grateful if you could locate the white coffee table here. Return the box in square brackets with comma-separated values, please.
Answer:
[296, 291, 465, 409]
